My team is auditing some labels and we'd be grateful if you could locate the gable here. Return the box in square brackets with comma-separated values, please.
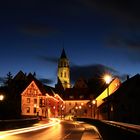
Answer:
[73, 78, 88, 88]
[21, 81, 42, 97]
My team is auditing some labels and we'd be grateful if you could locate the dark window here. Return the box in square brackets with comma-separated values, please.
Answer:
[61, 72, 63, 77]
[34, 99, 37, 104]
[34, 107, 36, 113]
[39, 99, 42, 106]
[61, 62, 63, 67]
[64, 62, 66, 67]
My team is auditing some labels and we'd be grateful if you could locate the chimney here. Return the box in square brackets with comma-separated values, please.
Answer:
[127, 75, 129, 80]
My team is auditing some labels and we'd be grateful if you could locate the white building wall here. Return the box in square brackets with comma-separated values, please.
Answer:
[64, 100, 90, 117]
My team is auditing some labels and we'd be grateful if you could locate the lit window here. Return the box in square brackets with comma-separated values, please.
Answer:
[79, 95, 84, 99]
[42, 99, 45, 106]
[26, 107, 30, 113]
[69, 96, 74, 99]
[27, 98, 30, 103]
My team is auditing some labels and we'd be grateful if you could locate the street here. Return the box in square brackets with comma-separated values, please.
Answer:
[0, 119, 101, 140]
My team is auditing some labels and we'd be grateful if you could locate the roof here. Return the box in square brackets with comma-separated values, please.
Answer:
[62, 88, 91, 100]
[73, 77, 88, 88]
[13, 70, 26, 81]
[60, 48, 67, 59]
[26, 73, 54, 96]
[104, 74, 140, 101]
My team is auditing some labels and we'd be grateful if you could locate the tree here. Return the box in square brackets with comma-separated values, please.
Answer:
[4, 72, 13, 86]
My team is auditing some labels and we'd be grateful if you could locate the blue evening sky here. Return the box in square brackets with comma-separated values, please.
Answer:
[0, 0, 139, 86]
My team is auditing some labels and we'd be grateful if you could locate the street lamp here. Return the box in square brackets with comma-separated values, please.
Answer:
[90, 100, 96, 118]
[92, 100, 96, 105]
[0, 95, 4, 101]
[53, 106, 56, 118]
[92, 100, 96, 119]
[104, 74, 112, 120]
[104, 75, 112, 84]
[60, 105, 65, 119]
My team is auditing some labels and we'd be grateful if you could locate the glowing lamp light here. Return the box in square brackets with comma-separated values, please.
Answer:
[104, 74, 112, 84]
[79, 106, 82, 109]
[92, 100, 96, 105]
[0, 95, 4, 101]
[75, 106, 78, 109]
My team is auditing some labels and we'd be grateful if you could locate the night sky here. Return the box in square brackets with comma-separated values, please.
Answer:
[0, 0, 140, 86]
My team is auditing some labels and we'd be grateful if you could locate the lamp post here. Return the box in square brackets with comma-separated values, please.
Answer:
[104, 74, 112, 120]
[90, 100, 96, 118]
[87, 102, 92, 118]
[53, 106, 56, 118]
[92, 100, 96, 119]
[60, 105, 64, 119]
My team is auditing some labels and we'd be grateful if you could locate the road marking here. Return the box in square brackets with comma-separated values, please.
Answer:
[62, 132, 71, 139]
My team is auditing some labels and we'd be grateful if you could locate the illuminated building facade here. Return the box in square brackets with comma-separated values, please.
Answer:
[21, 49, 121, 119]
[0, 49, 121, 120]
[21, 79, 64, 118]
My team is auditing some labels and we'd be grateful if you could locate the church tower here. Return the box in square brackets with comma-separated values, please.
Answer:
[56, 48, 71, 90]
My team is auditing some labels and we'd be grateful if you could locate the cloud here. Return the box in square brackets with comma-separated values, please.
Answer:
[36, 55, 128, 83]
[79, 0, 140, 53]
[70, 64, 121, 83]
[0, 77, 5, 84]
[20, 23, 58, 36]
[106, 34, 140, 50]
[37, 55, 58, 64]
[81, 0, 140, 24]
[39, 78, 54, 85]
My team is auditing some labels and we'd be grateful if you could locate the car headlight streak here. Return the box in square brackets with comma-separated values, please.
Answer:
[0, 118, 60, 139]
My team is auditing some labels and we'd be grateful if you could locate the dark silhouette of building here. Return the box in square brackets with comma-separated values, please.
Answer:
[100, 74, 140, 124]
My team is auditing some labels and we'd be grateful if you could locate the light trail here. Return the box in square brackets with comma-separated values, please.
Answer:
[0, 118, 60, 139]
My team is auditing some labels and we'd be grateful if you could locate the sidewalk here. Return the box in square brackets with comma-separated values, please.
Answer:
[81, 123, 102, 140]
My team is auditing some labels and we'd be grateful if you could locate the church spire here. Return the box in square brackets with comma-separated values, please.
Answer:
[60, 48, 67, 59]
[55, 48, 71, 90]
